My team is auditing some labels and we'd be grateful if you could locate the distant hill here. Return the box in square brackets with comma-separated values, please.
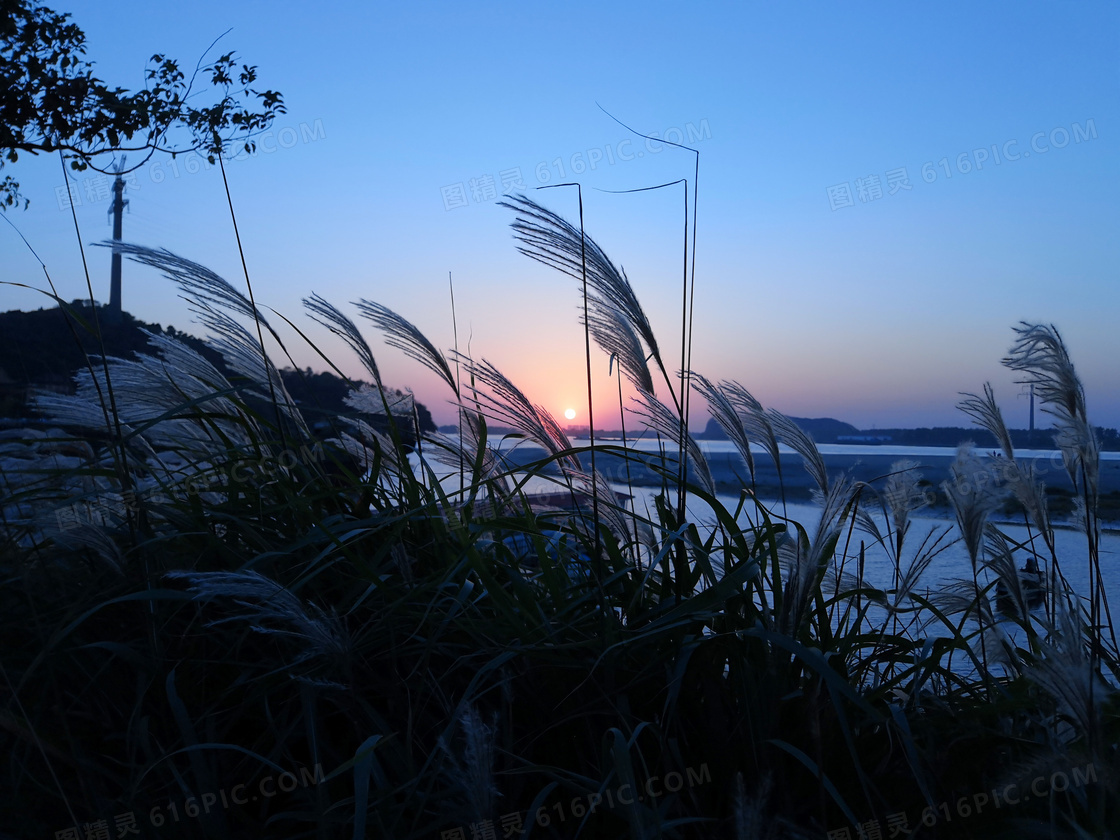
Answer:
[0, 302, 224, 417]
[0, 303, 435, 433]
[702, 416, 858, 443]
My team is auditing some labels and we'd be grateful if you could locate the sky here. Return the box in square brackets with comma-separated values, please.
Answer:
[3, 1, 1118, 431]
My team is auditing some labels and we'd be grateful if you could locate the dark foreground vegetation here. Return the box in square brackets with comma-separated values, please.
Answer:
[1, 199, 1118, 840]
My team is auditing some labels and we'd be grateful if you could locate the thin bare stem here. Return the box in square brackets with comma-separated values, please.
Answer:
[217, 152, 286, 446]
[539, 182, 601, 567]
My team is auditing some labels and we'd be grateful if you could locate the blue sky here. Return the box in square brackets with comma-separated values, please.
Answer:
[4, 1, 1118, 430]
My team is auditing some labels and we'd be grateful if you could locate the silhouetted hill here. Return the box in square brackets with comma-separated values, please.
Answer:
[0, 303, 435, 434]
[0, 302, 225, 417]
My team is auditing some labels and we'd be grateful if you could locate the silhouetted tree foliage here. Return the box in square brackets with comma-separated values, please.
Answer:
[279, 369, 437, 436]
[0, 0, 284, 208]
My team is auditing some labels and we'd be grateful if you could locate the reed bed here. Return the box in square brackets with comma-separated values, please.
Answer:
[0, 197, 1116, 839]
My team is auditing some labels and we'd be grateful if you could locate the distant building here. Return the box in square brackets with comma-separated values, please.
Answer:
[837, 434, 893, 444]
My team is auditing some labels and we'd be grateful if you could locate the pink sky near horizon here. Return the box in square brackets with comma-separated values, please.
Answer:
[3, 2, 1117, 433]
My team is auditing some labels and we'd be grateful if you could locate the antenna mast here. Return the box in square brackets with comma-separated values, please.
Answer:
[106, 158, 128, 325]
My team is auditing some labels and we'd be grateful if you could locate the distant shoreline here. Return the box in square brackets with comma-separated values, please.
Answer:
[499, 440, 1120, 524]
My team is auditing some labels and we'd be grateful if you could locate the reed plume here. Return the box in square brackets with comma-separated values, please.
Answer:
[941, 444, 1005, 682]
[166, 569, 351, 682]
[425, 408, 508, 489]
[882, 460, 924, 545]
[329, 416, 405, 477]
[958, 383, 1015, 461]
[583, 306, 655, 395]
[1003, 323, 1098, 493]
[109, 243, 302, 417]
[190, 300, 307, 435]
[343, 383, 414, 418]
[354, 300, 458, 396]
[500, 194, 673, 404]
[631, 389, 715, 496]
[691, 373, 756, 485]
[1023, 600, 1107, 742]
[31, 327, 258, 454]
[566, 466, 634, 544]
[723, 383, 781, 468]
[983, 529, 1034, 627]
[436, 706, 500, 824]
[957, 373, 1065, 623]
[303, 292, 381, 384]
[768, 408, 828, 496]
[106, 242, 268, 325]
[457, 355, 579, 471]
[1003, 322, 1113, 657]
[942, 444, 1003, 569]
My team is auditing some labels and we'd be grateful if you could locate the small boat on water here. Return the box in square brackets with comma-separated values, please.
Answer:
[995, 561, 1045, 616]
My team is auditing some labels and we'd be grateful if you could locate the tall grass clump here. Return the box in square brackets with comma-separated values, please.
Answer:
[1, 201, 1117, 839]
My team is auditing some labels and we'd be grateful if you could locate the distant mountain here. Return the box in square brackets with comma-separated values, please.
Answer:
[702, 416, 858, 443]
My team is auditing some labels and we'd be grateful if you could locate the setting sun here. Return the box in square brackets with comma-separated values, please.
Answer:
[564, 408, 576, 420]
